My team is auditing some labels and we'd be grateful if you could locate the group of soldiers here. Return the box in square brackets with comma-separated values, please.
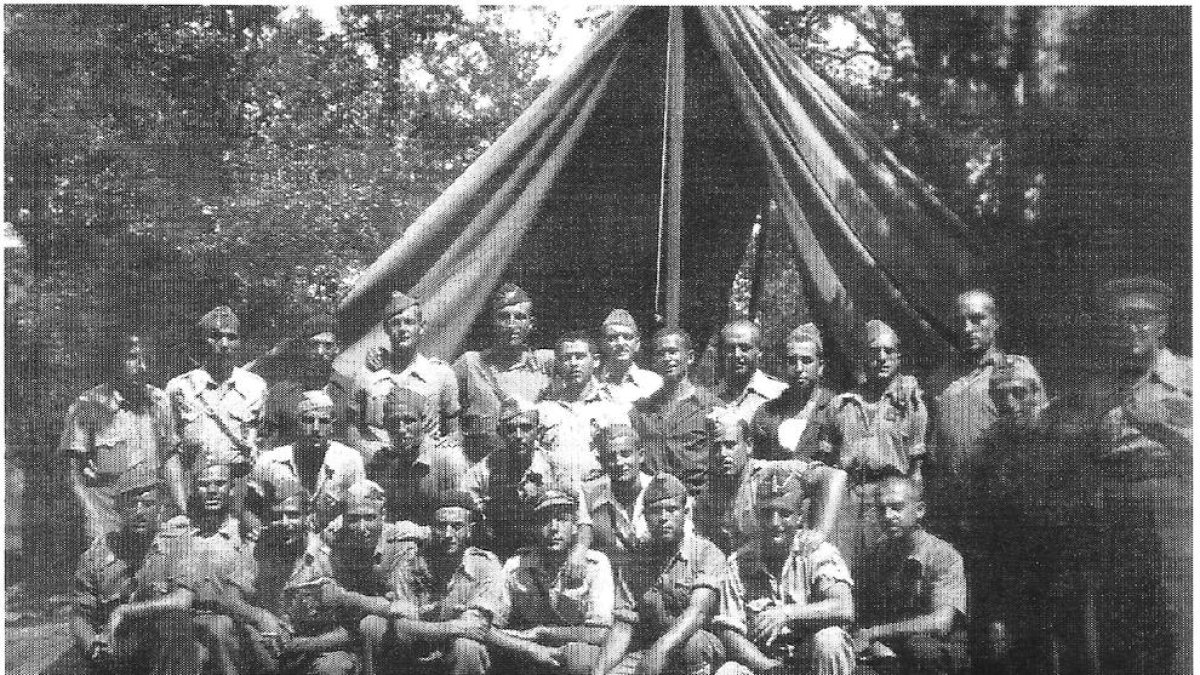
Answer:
[58, 276, 1190, 675]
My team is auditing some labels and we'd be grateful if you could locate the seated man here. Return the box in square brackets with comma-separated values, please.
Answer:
[592, 474, 727, 675]
[853, 476, 968, 675]
[62, 465, 201, 675]
[714, 476, 855, 675]
[487, 488, 615, 675]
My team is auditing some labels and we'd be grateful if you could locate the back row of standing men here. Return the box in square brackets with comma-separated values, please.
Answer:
[61, 277, 1190, 675]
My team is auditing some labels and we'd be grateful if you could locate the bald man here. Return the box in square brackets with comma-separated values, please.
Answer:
[715, 320, 787, 425]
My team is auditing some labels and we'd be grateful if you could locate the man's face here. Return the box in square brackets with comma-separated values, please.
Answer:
[876, 482, 923, 541]
[556, 340, 597, 387]
[784, 340, 822, 390]
[721, 325, 761, 379]
[493, 302, 534, 348]
[646, 496, 687, 546]
[268, 500, 306, 548]
[757, 504, 802, 554]
[206, 328, 241, 363]
[538, 506, 577, 554]
[384, 407, 424, 454]
[957, 293, 999, 356]
[194, 464, 233, 515]
[990, 380, 1038, 419]
[602, 436, 641, 484]
[307, 333, 339, 367]
[300, 408, 334, 443]
[118, 488, 161, 537]
[713, 426, 750, 477]
[433, 507, 473, 558]
[1105, 295, 1168, 359]
[651, 334, 692, 381]
[602, 324, 640, 366]
[865, 331, 901, 384]
[384, 306, 423, 352]
[342, 503, 384, 550]
[499, 412, 539, 454]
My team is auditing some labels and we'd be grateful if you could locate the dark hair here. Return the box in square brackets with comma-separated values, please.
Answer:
[649, 327, 694, 353]
[555, 330, 599, 354]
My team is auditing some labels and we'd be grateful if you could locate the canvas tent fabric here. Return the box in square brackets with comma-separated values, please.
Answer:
[332, 6, 982, 379]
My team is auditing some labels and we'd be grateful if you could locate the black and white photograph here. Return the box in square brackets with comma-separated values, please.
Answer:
[4, 5, 1191, 675]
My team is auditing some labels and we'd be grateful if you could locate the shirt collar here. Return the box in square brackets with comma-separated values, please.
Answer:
[1150, 348, 1190, 391]
[194, 516, 241, 541]
[484, 346, 539, 371]
[193, 366, 251, 393]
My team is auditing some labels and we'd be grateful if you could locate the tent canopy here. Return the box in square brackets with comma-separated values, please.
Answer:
[334, 6, 982, 379]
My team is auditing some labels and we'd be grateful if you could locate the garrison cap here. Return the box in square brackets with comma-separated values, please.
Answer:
[116, 464, 161, 497]
[302, 312, 336, 339]
[198, 306, 239, 334]
[435, 490, 481, 514]
[297, 390, 335, 416]
[382, 385, 428, 422]
[989, 356, 1041, 388]
[865, 319, 899, 345]
[491, 282, 531, 311]
[787, 322, 824, 353]
[756, 473, 804, 512]
[1097, 276, 1173, 313]
[602, 309, 638, 332]
[643, 473, 688, 505]
[344, 480, 387, 511]
[382, 291, 419, 321]
[534, 486, 579, 512]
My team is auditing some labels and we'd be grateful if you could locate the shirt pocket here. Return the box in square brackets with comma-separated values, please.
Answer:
[92, 436, 130, 475]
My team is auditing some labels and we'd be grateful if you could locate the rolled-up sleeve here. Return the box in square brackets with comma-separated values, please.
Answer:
[583, 553, 615, 627]
[711, 560, 747, 635]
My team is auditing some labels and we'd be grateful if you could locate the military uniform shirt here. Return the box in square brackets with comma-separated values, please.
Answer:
[717, 370, 788, 425]
[73, 530, 199, 630]
[455, 348, 555, 434]
[363, 438, 468, 524]
[613, 532, 726, 628]
[166, 366, 267, 469]
[183, 516, 256, 608]
[504, 548, 615, 628]
[350, 352, 459, 451]
[693, 458, 819, 553]
[250, 441, 365, 528]
[60, 384, 175, 476]
[749, 386, 836, 462]
[536, 379, 629, 483]
[391, 546, 510, 626]
[261, 376, 352, 448]
[250, 534, 341, 633]
[600, 363, 663, 407]
[818, 375, 927, 478]
[857, 530, 967, 626]
[631, 384, 723, 490]
[1095, 347, 1192, 470]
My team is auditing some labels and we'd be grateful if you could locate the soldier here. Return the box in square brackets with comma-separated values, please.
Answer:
[363, 386, 469, 525]
[631, 329, 723, 492]
[250, 390, 366, 534]
[166, 305, 267, 516]
[536, 331, 628, 483]
[62, 465, 201, 675]
[713, 476, 855, 675]
[853, 476, 968, 675]
[487, 488, 615, 675]
[61, 332, 186, 539]
[749, 323, 837, 462]
[455, 282, 555, 438]
[352, 292, 460, 454]
[1085, 277, 1191, 674]
[262, 312, 352, 449]
[817, 319, 927, 574]
[693, 409, 845, 555]
[583, 424, 655, 562]
[592, 473, 727, 675]
[599, 309, 663, 406]
[714, 320, 787, 425]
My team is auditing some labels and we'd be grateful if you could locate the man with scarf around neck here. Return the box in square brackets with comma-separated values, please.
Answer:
[816, 320, 927, 576]
[713, 475, 855, 675]
[693, 409, 845, 556]
[591, 473, 727, 675]
[598, 309, 663, 406]
[749, 324, 837, 463]
[61, 332, 187, 538]
[713, 320, 787, 426]
[261, 312, 353, 450]
[59, 465, 201, 675]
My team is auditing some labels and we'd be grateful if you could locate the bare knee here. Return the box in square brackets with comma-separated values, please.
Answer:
[682, 630, 725, 674]
[447, 637, 489, 675]
[359, 615, 389, 647]
[310, 651, 357, 675]
[812, 626, 851, 657]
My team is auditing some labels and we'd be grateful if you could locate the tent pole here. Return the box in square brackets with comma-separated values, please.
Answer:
[664, 6, 686, 330]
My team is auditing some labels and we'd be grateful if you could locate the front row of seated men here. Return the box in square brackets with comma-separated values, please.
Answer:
[68, 416, 966, 675]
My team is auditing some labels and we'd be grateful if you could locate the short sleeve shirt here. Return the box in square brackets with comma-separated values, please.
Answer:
[819, 375, 928, 478]
[185, 517, 256, 606]
[392, 547, 511, 627]
[600, 364, 664, 407]
[261, 376, 352, 449]
[631, 384, 723, 490]
[350, 352, 459, 450]
[72, 530, 199, 630]
[693, 458, 818, 553]
[716, 370, 789, 425]
[59, 384, 175, 476]
[249, 441, 366, 529]
[714, 541, 852, 637]
[858, 530, 967, 626]
[329, 522, 422, 601]
[504, 548, 615, 628]
[166, 367, 267, 468]
[364, 438, 468, 524]
[613, 533, 726, 628]
[750, 387, 836, 462]
[536, 381, 629, 483]
[455, 348, 555, 435]
[250, 535, 341, 633]
[1093, 348, 1192, 473]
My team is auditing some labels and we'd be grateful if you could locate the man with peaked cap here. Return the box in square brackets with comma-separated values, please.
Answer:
[816, 319, 927, 575]
[694, 408, 845, 556]
[749, 323, 838, 462]
[485, 487, 615, 675]
[352, 291, 461, 457]
[599, 309, 663, 406]
[250, 390, 366, 534]
[713, 474, 855, 675]
[61, 331, 187, 539]
[1078, 276, 1191, 675]
[61, 464, 202, 675]
[262, 312, 353, 449]
[455, 282, 556, 438]
[714, 320, 788, 425]
[363, 384, 469, 525]
[592, 473, 728, 675]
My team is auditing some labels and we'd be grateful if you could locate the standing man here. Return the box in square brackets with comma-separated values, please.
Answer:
[62, 332, 186, 538]
[455, 282, 555, 438]
[591, 474, 727, 675]
[352, 292, 460, 455]
[1085, 277, 1191, 675]
[853, 476, 969, 675]
[714, 320, 787, 425]
[262, 312, 352, 449]
[750, 324, 837, 462]
[599, 309, 662, 406]
[167, 305, 267, 512]
[713, 476, 855, 675]
[817, 320, 927, 574]
[631, 329, 723, 493]
[693, 410, 844, 555]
